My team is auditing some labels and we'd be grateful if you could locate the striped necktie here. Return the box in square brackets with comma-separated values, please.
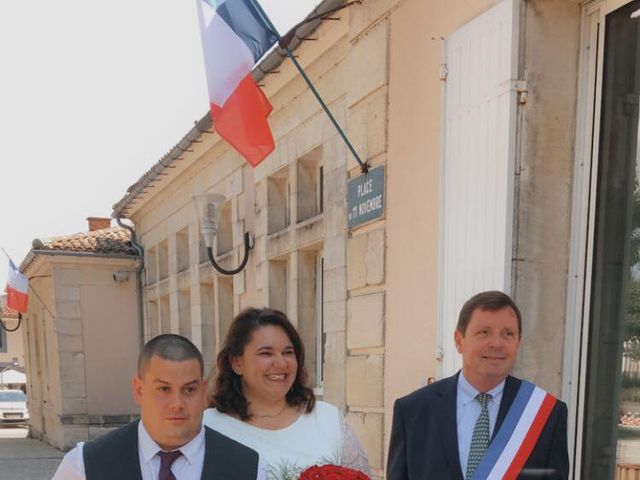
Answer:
[158, 450, 182, 480]
[466, 393, 492, 479]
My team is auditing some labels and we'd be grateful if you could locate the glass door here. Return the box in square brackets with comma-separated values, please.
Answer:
[583, 1, 640, 478]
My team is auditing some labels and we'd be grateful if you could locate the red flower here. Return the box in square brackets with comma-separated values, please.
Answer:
[299, 465, 370, 480]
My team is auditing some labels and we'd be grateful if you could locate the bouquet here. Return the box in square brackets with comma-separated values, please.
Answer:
[298, 465, 371, 480]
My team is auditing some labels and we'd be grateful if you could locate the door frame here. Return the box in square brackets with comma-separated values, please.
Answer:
[564, 0, 638, 477]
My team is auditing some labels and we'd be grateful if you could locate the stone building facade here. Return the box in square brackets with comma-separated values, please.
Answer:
[21, 220, 139, 449]
[113, 1, 390, 473]
[110, 0, 640, 477]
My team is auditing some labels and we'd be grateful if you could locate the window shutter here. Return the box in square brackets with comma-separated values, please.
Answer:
[438, 0, 522, 376]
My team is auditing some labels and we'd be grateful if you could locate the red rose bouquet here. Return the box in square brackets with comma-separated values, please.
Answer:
[299, 465, 371, 480]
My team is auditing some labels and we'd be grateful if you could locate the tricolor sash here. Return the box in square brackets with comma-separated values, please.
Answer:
[470, 380, 557, 480]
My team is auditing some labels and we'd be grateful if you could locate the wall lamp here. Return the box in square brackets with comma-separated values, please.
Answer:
[192, 193, 254, 276]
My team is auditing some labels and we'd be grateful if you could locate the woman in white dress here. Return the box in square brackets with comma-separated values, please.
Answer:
[203, 308, 369, 480]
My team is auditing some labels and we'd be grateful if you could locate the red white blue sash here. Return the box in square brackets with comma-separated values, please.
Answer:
[470, 380, 557, 480]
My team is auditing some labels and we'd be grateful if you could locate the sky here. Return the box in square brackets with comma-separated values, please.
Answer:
[0, 0, 320, 289]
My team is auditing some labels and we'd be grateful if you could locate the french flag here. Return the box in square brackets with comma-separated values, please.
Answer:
[197, 0, 278, 167]
[5, 259, 28, 314]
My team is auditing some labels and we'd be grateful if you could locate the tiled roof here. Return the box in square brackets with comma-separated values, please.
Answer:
[112, 0, 347, 218]
[32, 227, 136, 256]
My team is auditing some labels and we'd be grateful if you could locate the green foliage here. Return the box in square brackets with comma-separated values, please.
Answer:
[624, 188, 640, 349]
[621, 375, 640, 389]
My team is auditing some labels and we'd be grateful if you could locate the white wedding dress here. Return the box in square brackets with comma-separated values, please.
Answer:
[203, 401, 370, 479]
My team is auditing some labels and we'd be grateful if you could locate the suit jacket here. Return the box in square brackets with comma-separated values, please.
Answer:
[387, 374, 569, 480]
[83, 420, 259, 480]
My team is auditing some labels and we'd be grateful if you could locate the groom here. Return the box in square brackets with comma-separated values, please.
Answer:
[387, 291, 569, 479]
[53, 334, 262, 480]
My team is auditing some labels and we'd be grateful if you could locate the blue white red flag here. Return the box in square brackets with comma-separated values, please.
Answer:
[5, 259, 28, 314]
[197, 0, 278, 166]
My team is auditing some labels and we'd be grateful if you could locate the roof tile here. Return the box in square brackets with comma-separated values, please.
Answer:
[34, 227, 135, 256]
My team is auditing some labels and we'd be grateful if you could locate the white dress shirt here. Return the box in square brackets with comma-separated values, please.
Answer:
[51, 421, 266, 480]
[456, 372, 505, 476]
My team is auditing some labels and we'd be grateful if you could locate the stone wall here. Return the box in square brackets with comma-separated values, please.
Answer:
[24, 255, 138, 449]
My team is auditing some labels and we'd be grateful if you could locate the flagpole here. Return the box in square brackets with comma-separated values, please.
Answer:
[250, 0, 369, 174]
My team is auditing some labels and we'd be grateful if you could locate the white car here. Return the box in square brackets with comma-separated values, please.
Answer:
[0, 390, 29, 426]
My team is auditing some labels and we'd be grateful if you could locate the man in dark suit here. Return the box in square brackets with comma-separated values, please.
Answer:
[53, 334, 261, 480]
[387, 291, 569, 480]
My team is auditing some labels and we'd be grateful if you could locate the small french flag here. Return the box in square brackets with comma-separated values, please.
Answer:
[197, 0, 278, 166]
[5, 259, 28, 314]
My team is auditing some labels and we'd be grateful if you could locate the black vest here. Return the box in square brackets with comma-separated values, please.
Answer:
[83, 420, 259, 480]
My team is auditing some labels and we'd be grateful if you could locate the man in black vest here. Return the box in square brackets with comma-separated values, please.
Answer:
[52, 334, 261, 480]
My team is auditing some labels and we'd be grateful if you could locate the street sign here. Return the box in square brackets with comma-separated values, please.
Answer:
[347, 166, 384, 229]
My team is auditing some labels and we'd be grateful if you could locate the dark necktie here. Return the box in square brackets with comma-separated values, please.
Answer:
[466, 393, 492, 479]
[158, 450, 182, 480]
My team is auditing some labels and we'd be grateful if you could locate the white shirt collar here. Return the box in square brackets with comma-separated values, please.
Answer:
[458, 371, 505, 407]
[138, 419, 205, 465]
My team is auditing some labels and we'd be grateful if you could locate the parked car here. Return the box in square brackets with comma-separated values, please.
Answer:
[0, 389, 29, 426]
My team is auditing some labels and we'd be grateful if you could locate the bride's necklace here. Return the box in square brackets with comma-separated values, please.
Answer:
[251, 402, 288, 419]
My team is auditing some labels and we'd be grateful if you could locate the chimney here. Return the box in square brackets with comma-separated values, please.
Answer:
[87, 217, 111, 232]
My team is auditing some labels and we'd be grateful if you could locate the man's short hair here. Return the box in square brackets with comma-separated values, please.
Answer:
[138, 334, 204, 378]
[456, 290, 522, 336]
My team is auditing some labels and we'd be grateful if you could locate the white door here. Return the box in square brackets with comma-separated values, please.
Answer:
[438, 0, 522, 376]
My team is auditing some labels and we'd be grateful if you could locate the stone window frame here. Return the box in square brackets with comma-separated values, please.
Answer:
[178, 289, 191, 338]
[267, 167, 291, 235]
[296, 247, 325, 390]
[296, 146, 324, 224]
[146, 246, 158, 286]
[158, 240, 169, 281]
[176, 227, 190, 274]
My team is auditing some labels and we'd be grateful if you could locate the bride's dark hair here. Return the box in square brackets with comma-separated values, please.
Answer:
[211, 307, 315, 420]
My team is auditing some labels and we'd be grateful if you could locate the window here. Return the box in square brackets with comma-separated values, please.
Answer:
[297, 249, 324, 386]
[316, 255, 324, 386]
[178, 289, 191, 338]
[200, 282, 216, 371]
[581, 3, 640, 476]
[269, 258, 289, 315]
[146, 246, 157, 285]
[0, 391, 25, 402]
[268, 167, 290, 234]
[158, 241, 169, 281]
[297, 147, 323, 223]
[217, 277, 234, 340]
[160, 296, 171, 333]
[176, 227, 190, 273]
[146, 300, 159, 339]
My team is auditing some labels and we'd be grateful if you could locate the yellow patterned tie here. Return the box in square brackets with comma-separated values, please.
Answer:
[466, 393, 491, 479]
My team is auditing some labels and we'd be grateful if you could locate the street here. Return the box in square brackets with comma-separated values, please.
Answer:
[0, 427, 63, 480]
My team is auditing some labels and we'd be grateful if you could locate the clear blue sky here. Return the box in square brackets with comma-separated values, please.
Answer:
[0, 0, 320, 289]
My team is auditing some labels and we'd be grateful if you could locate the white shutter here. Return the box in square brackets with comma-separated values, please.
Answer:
[438, 0, 521, 376]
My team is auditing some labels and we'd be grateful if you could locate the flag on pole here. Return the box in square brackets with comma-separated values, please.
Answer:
[5, 259, 28, 314]
[197, 0, 278, 167]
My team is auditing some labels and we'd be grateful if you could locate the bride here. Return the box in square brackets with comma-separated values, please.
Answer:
[203, 307, 370, 479]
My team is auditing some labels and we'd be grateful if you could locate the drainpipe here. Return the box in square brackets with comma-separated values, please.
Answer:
[116, 217, 145, 351]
